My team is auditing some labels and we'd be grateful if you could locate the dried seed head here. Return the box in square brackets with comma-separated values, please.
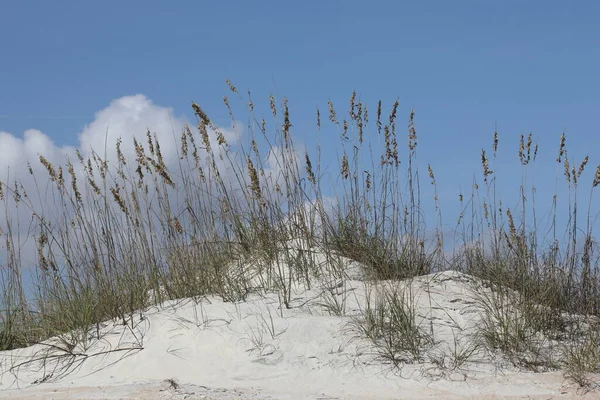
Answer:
[391, 136, 398, 167]
[87, 166, 102, 196]
[357, 123, 364, 145]
[199, 120, 211, 154]
[365, 171, 371, 191]
[481, 149, 493, 183]
[349, 91, 356, 120]
[340, 154, 349, 179]
[428, 164, 435, 185]
[225, 79, 238, 93]
[328, 100, 338, 124]
[269, 94, 277, 118]
[246, 156, 262, 200]
[282, 97, 292, 142]
[110, 185, 128, 214]
[154, 134, 165, 165]
[116, 138, 126, 165]
[355, 102, 364, 144]
[158, 167, 175, 189]
[316, 108, 321, 130]
[134, 138, 147, 169]
[577, 155, 589, 179]
[376, 100, 382, 134]
[389, 99, 399, 126]
[192, 102, 211, 126]
[506, 208, 517, 240]
[56, 166, 64, 191]
[147, 130, 155, 156]
[67, 162, 82, 203]
[223, 96, 234, 120]
[305, 153, 315, 184]
[37, 231, 48, 272]
[13, 181, 21, 204]
[493, 130, 498, 154]
[526, 133, 533, 164]
[518, 134, 525, 165]
[260, 118, 266, 135]
[593, 165, 600, 187]
[408, 109, 417, 150]
[172, 217, 183, 234]
[97, 157, 108, 180]
[180, 130, 188, 158]
[39, 155, 57, 182]
[557, 132, 566, 163]
[216, 130, 227, 146]
[564, 157, 571, 183]
[383, 125, 392, 165]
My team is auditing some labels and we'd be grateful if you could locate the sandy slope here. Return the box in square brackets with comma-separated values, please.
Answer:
[1, 250, 598, 399]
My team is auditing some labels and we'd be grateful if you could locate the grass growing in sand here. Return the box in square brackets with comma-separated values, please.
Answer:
[1, 83, 600, 388]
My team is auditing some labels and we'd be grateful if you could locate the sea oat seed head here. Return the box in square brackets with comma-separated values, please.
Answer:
[376, 100, 382, 134]
[557, 132, 566, 163]
[341, 155, 349, 179]
[493, 130, 498, 154]
[577, 155, 589, 178]
[305, 153, 315, 184]
[225, 79, 238, 93]
[269, 94, 277, 118]
[328, 100, 338, 124]
[316, 108, 321, 130]
[428, 164, 435, 185]
[564, 157, 571, 183]
[593, 165, 600, 187]
[408, 109, 417, 150]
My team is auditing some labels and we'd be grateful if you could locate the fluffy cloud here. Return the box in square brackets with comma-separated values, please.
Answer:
[0, 95, 232, 264]
[78, 94, 184, 164]
[0, 95, 190, 185]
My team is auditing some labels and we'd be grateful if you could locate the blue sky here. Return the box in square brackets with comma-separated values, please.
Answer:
[1, 0, 600, 245]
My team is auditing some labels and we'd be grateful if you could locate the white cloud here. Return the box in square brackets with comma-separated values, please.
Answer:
[77, 95, 182, 166]
[0, 95, 245, 265]
[0, 95, 191, 184]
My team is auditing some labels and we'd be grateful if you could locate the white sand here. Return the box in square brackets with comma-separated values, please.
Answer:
[1, 247, 597, 399]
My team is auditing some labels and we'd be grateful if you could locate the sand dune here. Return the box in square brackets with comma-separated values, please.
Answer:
[1, 248, 598, 399]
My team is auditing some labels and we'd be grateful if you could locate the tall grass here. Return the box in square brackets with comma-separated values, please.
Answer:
[0, 84, 599, 385]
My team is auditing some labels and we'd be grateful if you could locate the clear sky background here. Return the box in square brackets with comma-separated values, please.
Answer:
[1, 1, 599, 250]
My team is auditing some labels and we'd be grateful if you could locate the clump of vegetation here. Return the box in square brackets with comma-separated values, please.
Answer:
[353, 282, 433, 365]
